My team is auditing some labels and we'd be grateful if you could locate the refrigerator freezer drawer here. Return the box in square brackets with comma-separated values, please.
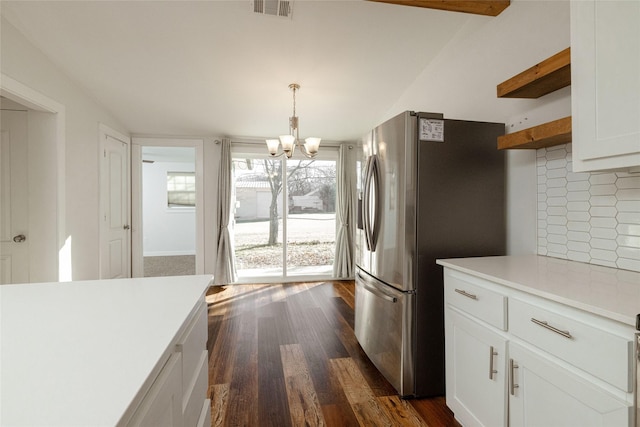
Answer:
[354, 271, 414, 396]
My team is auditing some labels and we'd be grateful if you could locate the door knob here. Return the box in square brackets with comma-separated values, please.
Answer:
[13, 234, 26, 243]
[123, 225, 130, 230]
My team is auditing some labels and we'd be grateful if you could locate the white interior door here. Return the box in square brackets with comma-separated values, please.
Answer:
[0, 110, 29, 284]
[100, 126, 130, 279]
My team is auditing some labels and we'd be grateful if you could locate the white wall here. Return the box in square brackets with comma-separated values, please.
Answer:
[385, 0, 571, 256]
[142, 161, 196, 256]
[1, 17, 130, 280]
[27, 111, 59, 281]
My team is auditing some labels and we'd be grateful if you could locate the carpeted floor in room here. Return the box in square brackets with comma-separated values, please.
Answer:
[143, 255, 195, 277]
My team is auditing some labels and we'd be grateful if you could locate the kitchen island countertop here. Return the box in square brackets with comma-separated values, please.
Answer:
[437, 255, 640, 327]
[0, 274, 212, 426]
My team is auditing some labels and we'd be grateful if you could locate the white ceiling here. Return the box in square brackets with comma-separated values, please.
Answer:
[1, 1, 487, 142]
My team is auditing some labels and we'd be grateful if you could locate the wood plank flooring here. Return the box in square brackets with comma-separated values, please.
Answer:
[206, 281, 460, 427]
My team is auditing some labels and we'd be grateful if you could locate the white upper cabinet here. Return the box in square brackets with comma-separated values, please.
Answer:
[571, 0, 640, 172]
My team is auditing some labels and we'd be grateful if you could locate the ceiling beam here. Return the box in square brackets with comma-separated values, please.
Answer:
[367, 0, 510, 16]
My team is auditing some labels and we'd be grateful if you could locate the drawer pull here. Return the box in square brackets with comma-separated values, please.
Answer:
[454, 289, 477, 300]
[531, 318, 572, 339]
[509, 359, 519, 396]
[489, 346, 498, 380]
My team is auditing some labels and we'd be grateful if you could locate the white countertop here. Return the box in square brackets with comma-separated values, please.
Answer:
[437, 255, 640, 327]
[0, 275, 212, 426]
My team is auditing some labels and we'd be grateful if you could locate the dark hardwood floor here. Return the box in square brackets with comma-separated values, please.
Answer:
[206, 281, 460, 426]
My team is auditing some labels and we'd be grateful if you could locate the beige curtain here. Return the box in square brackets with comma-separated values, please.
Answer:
[214, 138, 237, 284]
[333, 144, 355, 278]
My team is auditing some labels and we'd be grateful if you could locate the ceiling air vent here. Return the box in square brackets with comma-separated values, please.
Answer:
[252, 0, 292, 18]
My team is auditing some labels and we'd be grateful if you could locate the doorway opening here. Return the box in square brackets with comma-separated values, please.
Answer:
[131, 138, 204, 278]
[142, 147, 196, 277]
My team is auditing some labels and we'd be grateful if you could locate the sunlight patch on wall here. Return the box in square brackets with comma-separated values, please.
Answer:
[58, 235, 72, 282]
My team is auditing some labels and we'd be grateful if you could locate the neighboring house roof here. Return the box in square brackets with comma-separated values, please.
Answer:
[236, 181, 271, 189]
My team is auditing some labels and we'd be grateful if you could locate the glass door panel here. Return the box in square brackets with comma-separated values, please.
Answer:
[286, 159, 336, 276]
[232, 157, 284, 278]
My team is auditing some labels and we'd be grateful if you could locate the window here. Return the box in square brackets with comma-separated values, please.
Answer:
[167, 172, 195, 208]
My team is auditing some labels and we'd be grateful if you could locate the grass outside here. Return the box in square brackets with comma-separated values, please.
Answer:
[233, 213, 335, 270]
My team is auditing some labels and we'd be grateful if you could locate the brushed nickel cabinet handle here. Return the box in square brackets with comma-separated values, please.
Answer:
[489, 346, 498, 380]
[454, 289, 477, 300]
[531, 318, 572, 339]
[509, 358, 519, 396]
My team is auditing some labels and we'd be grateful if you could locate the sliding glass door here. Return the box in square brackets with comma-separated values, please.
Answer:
[231, 144, 337, 282]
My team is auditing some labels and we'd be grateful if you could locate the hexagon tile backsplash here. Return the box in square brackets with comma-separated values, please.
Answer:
[537, 144, 640, 272]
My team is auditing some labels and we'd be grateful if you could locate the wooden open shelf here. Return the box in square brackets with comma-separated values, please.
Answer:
[497, 48, 571, 98]
[367, 0, 510, 16]
[497, 116, 572, 150]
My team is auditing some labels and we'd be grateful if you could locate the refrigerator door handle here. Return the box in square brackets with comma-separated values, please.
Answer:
[357, 272, 397, 303]
[362, 156, 374, 251]
[369, 155, 381, 251]
[362, 155, 381, 252]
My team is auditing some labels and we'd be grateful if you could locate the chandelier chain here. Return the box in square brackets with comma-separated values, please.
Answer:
[292, 85, 297, 119]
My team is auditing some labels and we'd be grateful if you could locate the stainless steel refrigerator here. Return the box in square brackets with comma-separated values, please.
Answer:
[355, 111, 506, 397]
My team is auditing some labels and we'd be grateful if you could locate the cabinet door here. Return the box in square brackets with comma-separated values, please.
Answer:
[445, 309, 507, 427]
[508, 343, 631, 427]
[571, 0, 640, 172]
[128, 353, 184, 427]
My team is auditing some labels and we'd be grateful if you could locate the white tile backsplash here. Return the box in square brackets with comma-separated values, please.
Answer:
[537, 144, 640, 272]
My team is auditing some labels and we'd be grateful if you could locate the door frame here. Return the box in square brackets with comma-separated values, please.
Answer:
[0, 73, 67, 281]
[130, 137, 204, 277]
[98, 123, 131, 279]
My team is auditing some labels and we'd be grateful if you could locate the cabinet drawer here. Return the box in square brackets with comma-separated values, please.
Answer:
[127, 352, 183, 427]
[177, 299, 207, 401]
[509, 298, 633, 392]
[445, 273, 507, 330]
[196, 399, 211, 427]
[183, 351, 209, 427]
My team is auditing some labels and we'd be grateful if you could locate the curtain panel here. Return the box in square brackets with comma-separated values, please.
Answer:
[214, 138, 237, 284]
[333, 144, 355, 278]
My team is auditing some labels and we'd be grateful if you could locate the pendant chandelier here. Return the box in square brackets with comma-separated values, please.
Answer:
[265, 83, 321, 159]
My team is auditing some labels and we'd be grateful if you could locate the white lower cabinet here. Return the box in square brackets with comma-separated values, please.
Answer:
[443, 268, 634, 427]
[509, 343, 631, 427]
[446, 309, 507, 427]
[127, 298, 210, 427]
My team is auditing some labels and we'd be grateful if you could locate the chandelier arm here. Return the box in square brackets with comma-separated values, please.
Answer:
[268, 150, 288, 158]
